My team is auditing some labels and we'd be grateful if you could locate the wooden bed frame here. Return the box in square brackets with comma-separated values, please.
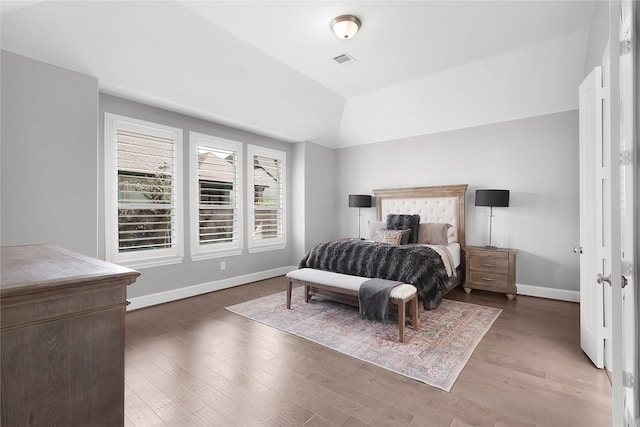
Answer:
[373, 184, 467, 287]
[307, 184, 468, 305]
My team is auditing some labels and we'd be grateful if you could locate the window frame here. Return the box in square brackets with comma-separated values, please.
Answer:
[189, 132, 244, 260]
[247, 144, 287, 253]
[104, 113, 184, 268]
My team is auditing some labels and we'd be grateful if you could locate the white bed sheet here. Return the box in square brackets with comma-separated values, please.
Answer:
[419, 242, 460, 278]
[422, 243, 460, 268]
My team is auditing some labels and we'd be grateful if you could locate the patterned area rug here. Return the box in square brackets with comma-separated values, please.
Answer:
[226, 287, 501, 392]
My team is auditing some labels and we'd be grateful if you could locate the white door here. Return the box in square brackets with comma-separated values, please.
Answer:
[616, 0, 637, 424]
[578, 66, 605, 369]
[608, 1, 639, 425]
[581, 3, 637, 424]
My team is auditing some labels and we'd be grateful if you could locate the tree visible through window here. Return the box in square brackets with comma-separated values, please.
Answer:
[105, 113, 183, 268]
[117, 130, 176, 252]
[118, 169, 173, 251]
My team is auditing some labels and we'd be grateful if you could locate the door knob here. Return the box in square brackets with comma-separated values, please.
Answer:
[596, 273, 611, 285]
[574, 246, 583, 254]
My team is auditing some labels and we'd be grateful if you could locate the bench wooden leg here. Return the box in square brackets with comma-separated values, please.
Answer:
[398, 299, 406, 343]
[286, 279, 293, 309]
[411, 294, 419, 330]
[304, 285, 311, 303]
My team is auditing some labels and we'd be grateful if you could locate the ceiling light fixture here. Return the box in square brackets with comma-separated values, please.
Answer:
[331, 15, 361, 40]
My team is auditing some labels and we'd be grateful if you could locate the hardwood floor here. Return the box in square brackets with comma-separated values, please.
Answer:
[124, 277, 611, 427]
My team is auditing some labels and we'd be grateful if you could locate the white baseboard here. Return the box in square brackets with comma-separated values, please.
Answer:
[516, 283, 579, 303]
[127, 269, 579, 311]
[127, 265, 298, 311]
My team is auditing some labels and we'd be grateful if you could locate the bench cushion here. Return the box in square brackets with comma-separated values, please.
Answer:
[286, 268, 417, 300]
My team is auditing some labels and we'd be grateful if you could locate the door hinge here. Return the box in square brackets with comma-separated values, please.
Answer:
[621, 39, 631, 56]
[621, 150, 633, 166]
[623, 371, 634, 388]
[622, 260, 633, 276]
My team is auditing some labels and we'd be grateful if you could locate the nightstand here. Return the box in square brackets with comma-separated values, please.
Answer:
[464, 246, 517, 300]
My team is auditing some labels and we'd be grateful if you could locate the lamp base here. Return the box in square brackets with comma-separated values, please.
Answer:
[484, 245, 498, 249]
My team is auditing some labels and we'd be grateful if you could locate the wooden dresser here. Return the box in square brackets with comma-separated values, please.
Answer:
[1, 245, 140, 426]
[464, 246, 517, 300]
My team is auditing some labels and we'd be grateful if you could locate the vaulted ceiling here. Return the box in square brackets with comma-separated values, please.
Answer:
[1, 1, 595, 148]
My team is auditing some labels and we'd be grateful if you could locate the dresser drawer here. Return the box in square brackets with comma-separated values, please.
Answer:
[469, 257, 508, 274]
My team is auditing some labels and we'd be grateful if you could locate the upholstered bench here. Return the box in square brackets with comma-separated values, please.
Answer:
[285, 268, 419, 342]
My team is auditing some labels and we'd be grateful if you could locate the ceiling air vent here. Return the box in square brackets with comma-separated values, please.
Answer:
[333, 53, 356, 66]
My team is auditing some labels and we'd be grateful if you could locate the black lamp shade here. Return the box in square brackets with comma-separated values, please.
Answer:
[349, 194, 372, 208]
[475, 189, 509, 207]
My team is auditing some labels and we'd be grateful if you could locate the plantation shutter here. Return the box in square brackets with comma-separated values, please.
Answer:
[197, 146, 238, 245]
[253, 154, 284, 241]
[117, 129, 176, 252]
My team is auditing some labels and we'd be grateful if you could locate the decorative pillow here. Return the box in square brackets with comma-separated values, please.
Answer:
[386, 214, 420, 244]
[373, 229, 404, 245]
[368, 220, 387, 240]
[399, 228, 411, 245]
[417, 222, 453, 246]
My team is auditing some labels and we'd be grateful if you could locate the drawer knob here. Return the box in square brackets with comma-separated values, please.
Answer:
[481, 277, 495, 282]
[481, 263, 496, 267]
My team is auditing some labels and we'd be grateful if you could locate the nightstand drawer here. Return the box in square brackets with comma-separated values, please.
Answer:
[469, 271, 509, 288]
[469, 257, 508, 274]
[467, 248, 509, 259]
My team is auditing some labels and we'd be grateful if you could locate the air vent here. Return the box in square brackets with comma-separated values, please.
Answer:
[333, 53, 356, 66]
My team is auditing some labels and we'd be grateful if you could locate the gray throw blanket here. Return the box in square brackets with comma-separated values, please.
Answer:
[359, 278, 402, 323]
[298, 239, 452, 309]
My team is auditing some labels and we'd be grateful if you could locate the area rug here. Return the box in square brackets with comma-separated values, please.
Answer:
[226, 287, 501, 392]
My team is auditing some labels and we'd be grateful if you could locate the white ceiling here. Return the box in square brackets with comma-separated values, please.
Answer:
[1, 1, 595, 148]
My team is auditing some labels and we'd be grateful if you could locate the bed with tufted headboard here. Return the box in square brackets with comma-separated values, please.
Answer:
[296, 184, 468, 310]
[373, 184, 467, 288]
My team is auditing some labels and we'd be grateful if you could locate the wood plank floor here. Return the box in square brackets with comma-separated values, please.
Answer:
[124, 277, 612, 427]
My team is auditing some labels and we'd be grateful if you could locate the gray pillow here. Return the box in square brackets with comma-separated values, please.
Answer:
[399, 228, 411, 245]
[386, 214, 420, 244]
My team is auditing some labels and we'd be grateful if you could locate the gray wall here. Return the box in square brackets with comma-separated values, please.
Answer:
[303, 142, 337, 252]
[290, 141, 337, 264]
[335, 111, 580, 292]
[1, 50, 99, 256]
[584, 0, 610, 76]
[99, 94, 293, 299]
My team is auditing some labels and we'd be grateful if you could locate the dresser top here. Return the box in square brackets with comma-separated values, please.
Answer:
[1, 244, 140, 296]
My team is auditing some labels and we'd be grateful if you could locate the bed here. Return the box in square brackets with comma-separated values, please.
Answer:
[298, 184, 467, 310]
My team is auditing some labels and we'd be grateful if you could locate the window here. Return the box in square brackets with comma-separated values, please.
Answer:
[104, 113, 183, 268]
[247, 145, 286, 252]
[189, 132, 243, 260]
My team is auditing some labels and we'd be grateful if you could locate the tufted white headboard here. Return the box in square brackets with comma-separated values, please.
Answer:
[373, 185, 468, 248]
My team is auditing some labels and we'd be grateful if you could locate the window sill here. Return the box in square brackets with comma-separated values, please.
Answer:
[114, 255, 184, 270]
[191, 248, 243, 261]
[248, 243, 286, 254]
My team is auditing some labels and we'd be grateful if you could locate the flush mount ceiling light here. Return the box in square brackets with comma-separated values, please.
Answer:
[331, 15, 361, 40]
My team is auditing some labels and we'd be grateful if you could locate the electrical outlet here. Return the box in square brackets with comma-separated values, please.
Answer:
[220, 261, 226, 271]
